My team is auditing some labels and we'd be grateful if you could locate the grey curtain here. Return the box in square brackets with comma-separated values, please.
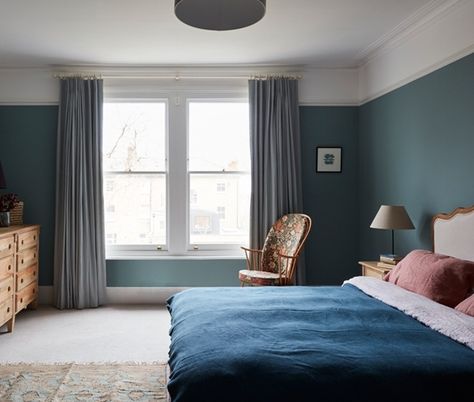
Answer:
[54, 78, 106, 309]
[249, 77, 305, 283]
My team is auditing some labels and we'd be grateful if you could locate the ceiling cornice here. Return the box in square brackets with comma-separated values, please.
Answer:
[356, 0, 463, 66]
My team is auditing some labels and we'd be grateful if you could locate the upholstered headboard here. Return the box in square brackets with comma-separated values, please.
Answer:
[432, 206, 474, 262]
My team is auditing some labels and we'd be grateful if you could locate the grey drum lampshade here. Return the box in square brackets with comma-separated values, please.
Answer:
[0, 162, 6, 189]
[175, 0, 266, 31]
[370, 205, 415, 230]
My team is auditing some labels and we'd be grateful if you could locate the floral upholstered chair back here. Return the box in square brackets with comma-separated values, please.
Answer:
[261, 214, 311, 277]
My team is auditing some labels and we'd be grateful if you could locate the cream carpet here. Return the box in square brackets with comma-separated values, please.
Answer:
[0, 306, 170, 363]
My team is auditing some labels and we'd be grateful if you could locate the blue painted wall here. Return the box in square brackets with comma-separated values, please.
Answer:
[300, 107, 359, 284]
[107, 259, 242, 287]
[358, 52, 474, 259]
[0, 106, 57, 286]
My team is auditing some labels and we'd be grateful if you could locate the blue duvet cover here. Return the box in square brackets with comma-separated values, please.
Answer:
[167, 285, 474, 402]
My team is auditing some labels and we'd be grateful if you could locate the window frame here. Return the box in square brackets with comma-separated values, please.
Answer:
[104, 90, 250, 259]
[103, 98, 170, 256]
[186, 98, 251, 252]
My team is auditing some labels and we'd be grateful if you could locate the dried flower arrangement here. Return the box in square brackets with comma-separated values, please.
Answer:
[0, 193, 20, 212]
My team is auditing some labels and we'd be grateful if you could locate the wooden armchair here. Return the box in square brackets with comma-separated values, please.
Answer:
[239, 214, 312, 286]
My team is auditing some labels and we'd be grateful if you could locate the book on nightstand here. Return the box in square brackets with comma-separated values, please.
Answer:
[379, 254, 402, 264]
[377, 261, 397, 270]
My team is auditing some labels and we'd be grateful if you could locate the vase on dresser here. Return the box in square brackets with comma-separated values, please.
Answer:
[0, 211, 10, 227]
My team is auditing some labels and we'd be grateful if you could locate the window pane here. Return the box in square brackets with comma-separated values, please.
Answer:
[104, 103, 166, 172]
[189, 173, 250, 245]
[104, 173, 166, 245]
[188, 102, 250, 172]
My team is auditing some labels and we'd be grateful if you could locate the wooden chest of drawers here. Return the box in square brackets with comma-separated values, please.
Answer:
[0, 225, 39, 333]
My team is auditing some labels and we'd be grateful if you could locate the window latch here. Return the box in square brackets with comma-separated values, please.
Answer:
[193, 245, 199, 250]
[156, 245, 163, 250]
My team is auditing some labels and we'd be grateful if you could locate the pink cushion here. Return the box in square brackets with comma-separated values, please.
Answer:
[455, 294, 474, 317]
[384, 249, 474, 307]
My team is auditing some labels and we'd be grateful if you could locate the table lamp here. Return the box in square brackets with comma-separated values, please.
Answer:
[370, 205, 414, 258]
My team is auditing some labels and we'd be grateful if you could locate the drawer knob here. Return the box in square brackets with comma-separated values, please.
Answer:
[8, 265, 11, 270]
[21, 259, 24, 264]
[21, 240, 24, 245]
[21, 278, 24, 283]
[34, 254, 37, 258]
[20, 298, 23, 303]
[9, 244, 12, 249]
[8, 286, 10, 291]
[34, 236, 36, 240]
[33, 288, 36, 294]
[7, 307, 10, 313]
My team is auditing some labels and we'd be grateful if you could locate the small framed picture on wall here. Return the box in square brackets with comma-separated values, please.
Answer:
[316, 146, 342, 173]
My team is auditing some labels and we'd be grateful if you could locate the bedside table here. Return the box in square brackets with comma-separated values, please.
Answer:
[358, 261, 394, 280]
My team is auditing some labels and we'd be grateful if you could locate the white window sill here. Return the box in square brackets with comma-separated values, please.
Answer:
[106, 253, 245, 261]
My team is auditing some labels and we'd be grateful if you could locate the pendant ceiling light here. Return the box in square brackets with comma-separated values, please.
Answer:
[175, 0, 266, 31]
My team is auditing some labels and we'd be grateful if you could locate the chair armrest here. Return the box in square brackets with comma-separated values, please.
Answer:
[277, 253, 299, 285]
[277, 252, 297, 260]
[241, 247, 263, 271]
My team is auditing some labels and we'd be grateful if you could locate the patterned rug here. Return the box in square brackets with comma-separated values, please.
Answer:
[0, 363, 168, 401]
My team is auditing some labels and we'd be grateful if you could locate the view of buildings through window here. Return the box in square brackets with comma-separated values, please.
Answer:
[188, 101, 250, 246]
[103, 99, 250, 250]
[103, 102, 167, 246]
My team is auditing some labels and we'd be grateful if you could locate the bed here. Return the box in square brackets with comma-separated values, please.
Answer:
[167, 207, 474, 402]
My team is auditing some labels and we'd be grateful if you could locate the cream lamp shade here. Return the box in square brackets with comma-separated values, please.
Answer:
[370, 205, 415, 230]
[370, 205, 415, 256]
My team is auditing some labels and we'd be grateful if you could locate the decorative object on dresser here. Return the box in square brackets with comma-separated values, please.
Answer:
[0, 225, 40, 333]
[370, 205, 415, 260]
[359, 261, 393, 280]
[10, 201, 24, 225]
[0, 193, 20, 228]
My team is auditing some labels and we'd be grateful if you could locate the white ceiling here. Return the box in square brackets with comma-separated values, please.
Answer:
[0, 0, 437, 68]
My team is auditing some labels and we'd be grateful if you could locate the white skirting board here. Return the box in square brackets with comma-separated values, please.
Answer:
[38, 286, 187, 305]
